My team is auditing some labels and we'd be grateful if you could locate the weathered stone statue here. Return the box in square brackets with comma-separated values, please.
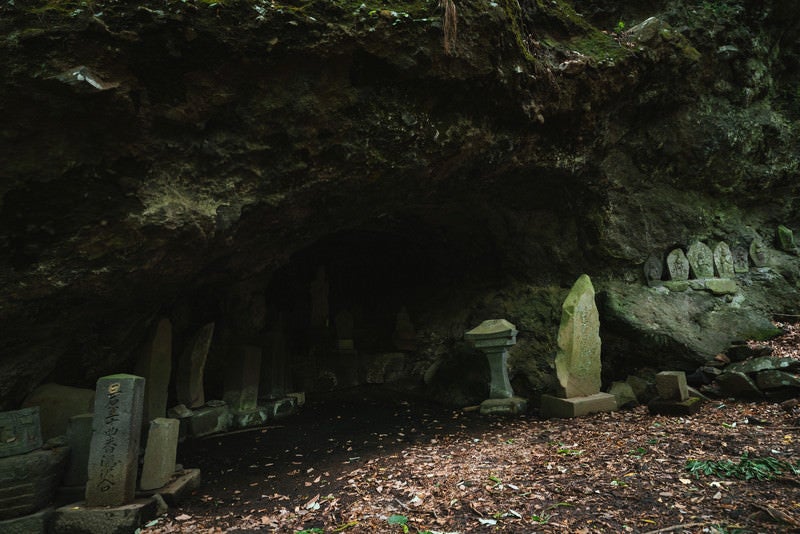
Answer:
[713, 242, 735, 278]
[686, 241, 714, 278]
[666, 249, 690, 281]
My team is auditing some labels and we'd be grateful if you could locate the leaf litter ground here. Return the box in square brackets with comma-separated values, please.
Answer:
[144, 327, 800, 534]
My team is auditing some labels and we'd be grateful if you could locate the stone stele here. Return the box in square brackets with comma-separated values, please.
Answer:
[176, 323, 215, 409]
[85, 374, 145, 507]
[713, 242, 735, 278]
[554, 274, 601, 398]
[686, 241, 714, 279]
[666, 249, 690, 281]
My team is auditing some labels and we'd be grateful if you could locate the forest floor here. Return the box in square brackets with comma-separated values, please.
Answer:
[143, 323, 800, 534]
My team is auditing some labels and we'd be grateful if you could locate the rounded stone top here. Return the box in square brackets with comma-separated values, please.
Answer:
[464, 319, 518, 340]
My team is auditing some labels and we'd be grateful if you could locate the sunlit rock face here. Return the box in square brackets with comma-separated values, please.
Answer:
[0, 0, 798, 409]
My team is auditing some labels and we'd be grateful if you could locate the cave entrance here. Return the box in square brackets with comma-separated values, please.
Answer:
[256, 208, 503, 404]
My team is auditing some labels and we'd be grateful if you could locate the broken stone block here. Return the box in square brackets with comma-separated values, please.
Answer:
[0, 406, 42, 459]
[755, 370, 800, 390]
[157, 468, 201, 507]
[540, 393, 617, 419]
[715, 371, 763, 397]
[188, 403, 232, 438]
[264, 397, 296, 419]
[626, 375, 652, 403]
[286, 392, 306, 407]
[655, 371, 689, 402]
[663, 280, 689, 292]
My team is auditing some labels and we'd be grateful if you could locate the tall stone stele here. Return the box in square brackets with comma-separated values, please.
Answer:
[540, 275, 616, 418]
[176, 323, 215, 409]
[85, 374, 145, 507]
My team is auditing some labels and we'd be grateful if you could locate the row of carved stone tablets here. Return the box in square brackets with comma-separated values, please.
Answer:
[653, 240, 752, 282]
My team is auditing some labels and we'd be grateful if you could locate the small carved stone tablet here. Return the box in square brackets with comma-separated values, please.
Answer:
[666, 249, 690, 281]
[686, 241, 714, 278]
[732, 245, 749, 273]
[749, 238, 769, 267]
[643, 253, 663, 284]
[713, 242, 735, 278]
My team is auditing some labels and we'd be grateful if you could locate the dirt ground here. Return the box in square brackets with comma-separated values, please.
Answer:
[143, 324, 800, 534]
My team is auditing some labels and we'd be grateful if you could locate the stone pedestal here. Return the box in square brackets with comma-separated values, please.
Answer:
[479, 397, 527, 416]
[464, 319, 518, 399]
[655, 371, 689, 401]
[0, 447, 69, 520]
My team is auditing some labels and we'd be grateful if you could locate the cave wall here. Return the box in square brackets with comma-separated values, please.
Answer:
[0, 0, 798, 409]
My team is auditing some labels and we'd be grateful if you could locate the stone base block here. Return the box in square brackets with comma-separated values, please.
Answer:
[648, 396, 703, 416]
[540, 393, 617, 419]
[479, 397, 528, 416]
[53, 498, 157, 534]
[157, 469, 201, 507]
[0, 507, 53, 534]
[0, 446, 70, 520]
[188, 405, 232, 438]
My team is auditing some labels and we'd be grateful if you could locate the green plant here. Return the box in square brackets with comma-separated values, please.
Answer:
[295, 529, 324, 534]
[531, 513, 551, 524]
[387, 514, 410, 533]
[686, 454, 800, 481]
[614, 20, 625, 33]
[629, 447, 648, 457]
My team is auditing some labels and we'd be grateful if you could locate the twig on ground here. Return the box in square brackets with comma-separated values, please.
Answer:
[641, 522, 708, 534]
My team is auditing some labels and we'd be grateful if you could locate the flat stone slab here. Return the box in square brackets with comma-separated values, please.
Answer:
[540, 393, 616, 419]
[479, 397, 527, 416]
[189, 404, 232, 438]
[53, 498, 157, 534]
[716, 371, 763, 397]
[705, 278, 737, 295]
[0, 507, 53, 534]
[728, 356, 800, 375]
[755, 370, 800, 390]
[648, 396, 703, 416]
[155, 468, 201, 507]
